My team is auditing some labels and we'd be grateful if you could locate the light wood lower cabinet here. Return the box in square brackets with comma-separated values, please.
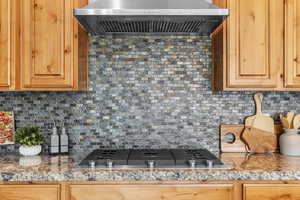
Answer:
[0, 185, 60, 200]
[244, 184, 300, 200]
[69, 184, 233, 200]
[3, 182, 300, 200]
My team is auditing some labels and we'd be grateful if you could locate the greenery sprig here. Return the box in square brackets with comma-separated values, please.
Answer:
[15, 126, 45, 146]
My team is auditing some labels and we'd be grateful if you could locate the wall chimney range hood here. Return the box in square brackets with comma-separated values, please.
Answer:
[74, 0, 229, 35]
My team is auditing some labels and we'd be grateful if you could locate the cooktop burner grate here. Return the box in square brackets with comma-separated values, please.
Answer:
[79, 149, 228, 169]
[171, 149, 223, 165]
[79, 149, 130, 166]
[128, 149, 175, 165]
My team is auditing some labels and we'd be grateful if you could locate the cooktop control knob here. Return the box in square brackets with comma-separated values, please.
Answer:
[147, 160, 155, 168]
[89, 160, 96, 169]
[188, 159, 196, 168]
[206, 160, 214, 169]
[106, 159, 113, 168]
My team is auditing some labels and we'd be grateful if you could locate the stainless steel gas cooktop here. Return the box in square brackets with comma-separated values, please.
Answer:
[79, 149, 232, 169]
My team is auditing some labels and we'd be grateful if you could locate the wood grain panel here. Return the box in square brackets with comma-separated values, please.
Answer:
[70, 184, 233, 200]
[212, 25, 225, 91]
[0, 185, 60, 200]
[285, 0, 300, 88]
[239, 0, 268, 76]
[33, 0, 64, 76]
[211, 0, 227, 91]
[244, 184, 300, 200]
[73, 0, 88, 91]
[227, 0, 283, 89]
[0, 0, 17, 90]
[21, 0, 73, 89]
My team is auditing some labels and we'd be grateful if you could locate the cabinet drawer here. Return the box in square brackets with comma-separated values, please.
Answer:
[244, 184, 300, 200]
[0, 185, 60, 200]
[70, 184, 233, 200]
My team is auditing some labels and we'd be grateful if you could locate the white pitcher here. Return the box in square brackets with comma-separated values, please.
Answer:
[280, 129, 300, 156]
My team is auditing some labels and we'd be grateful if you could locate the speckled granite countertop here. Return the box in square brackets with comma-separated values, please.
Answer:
[1, 153, 300, 182]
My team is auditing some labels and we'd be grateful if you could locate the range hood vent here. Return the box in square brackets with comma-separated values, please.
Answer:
[74, 0, 229, 35]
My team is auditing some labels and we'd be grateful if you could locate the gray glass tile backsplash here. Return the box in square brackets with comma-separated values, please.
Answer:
[0, 34, 299, 153]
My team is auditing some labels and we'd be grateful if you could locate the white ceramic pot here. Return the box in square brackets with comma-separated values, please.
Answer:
[19, 145, 42, 156]
[280, 129, 300, 156]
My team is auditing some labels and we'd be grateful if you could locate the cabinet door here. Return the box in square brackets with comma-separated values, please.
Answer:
[0, 185, 60, 200]
[0, 0, 17, 90]
[21, 0, 74, 90]
[226, 0, 284, 89]
[244, 184, 300, 200]
[285, 0, 300, 88]
[70, 184, 233, 200]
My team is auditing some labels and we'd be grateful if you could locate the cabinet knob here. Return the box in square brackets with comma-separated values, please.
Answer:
[47, 65, 53, 73]
[34, 3, 43, 10]
[294, 57, 299, 63]
[280, 74, 283, 79]
[64, 48, 71, 54]
[32, 50, 37, 58]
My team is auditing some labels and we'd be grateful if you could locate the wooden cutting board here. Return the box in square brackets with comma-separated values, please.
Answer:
[242, 93, 275, 153]
[220, 124, 247, 152]
[242, 126, 277, 153]
[220, 124, 283, 153]
[293, 114, 300, 129]
[245, 93, 274, 133]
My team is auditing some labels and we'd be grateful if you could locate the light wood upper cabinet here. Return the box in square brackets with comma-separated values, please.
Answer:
[70, 184, 233, 200]
[244, 184, 300, 200]
[212, 0, 285, 91]
[0, 0, 18, 90]
[285, 0, 300, 88]
[227, 0, 283, 89]
[0, 0, 88, 91]
[17, 0, 88, 91]
[21, 0, 71, 89]
[0, 185, 60, 200]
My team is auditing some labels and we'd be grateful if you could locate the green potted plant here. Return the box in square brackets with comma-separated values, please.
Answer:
[15, 126, 45, 156]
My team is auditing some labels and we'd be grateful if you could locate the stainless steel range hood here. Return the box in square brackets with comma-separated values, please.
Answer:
[74, 0, 229, 35]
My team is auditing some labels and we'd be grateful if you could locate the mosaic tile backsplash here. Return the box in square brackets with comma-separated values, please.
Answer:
[1, 34, 300, 153]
